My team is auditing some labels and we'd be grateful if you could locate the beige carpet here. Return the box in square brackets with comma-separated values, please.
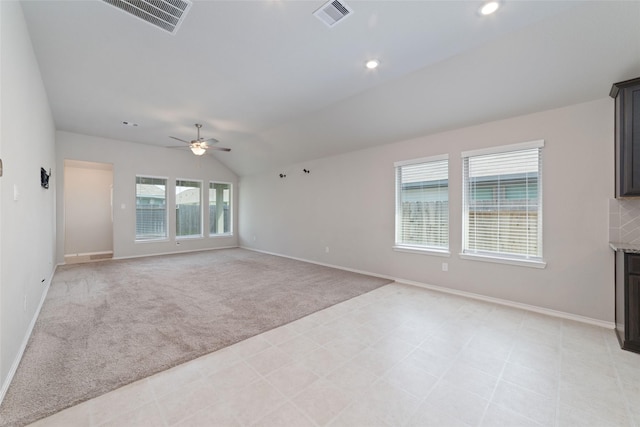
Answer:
[0, 248, 392, 426]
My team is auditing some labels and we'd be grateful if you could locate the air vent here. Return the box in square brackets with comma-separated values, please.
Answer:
[102, 0, 192, 35]
[313, 0, 353, 28]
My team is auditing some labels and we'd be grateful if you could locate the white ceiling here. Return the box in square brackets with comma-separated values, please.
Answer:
[21, 0, 640, 176]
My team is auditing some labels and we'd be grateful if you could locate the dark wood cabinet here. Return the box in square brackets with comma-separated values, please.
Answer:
[615, 251, 640, 353]
[611, 77, 640, 197]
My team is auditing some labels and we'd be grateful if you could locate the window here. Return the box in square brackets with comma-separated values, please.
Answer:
[209, 182, 232, 236]
[136, 176, 167, 241]
[462, 140, 544, 265]
[395, 155, 449, 252]
[176, 179, 202, 238]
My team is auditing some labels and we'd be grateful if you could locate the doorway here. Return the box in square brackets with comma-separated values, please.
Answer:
[64, 160, 113, 263]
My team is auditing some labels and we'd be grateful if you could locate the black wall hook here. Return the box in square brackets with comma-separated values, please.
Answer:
[279, 173, 287, 178]
[303, 169, 310, 174]
[40, 167, 51, 189]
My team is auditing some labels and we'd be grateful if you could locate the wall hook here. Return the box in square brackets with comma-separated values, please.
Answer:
[303, 169, 310, 174]
[279, 173, 287, 178]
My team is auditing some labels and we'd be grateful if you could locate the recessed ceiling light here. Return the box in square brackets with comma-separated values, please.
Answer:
[479, 1, 500, 15]
[122, 121, 138, 127]
[365, 59, 380, 70]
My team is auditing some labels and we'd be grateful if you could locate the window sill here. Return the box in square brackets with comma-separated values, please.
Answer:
[176, 235, 204, 240]
[393, 245, 450, 257]
[209, 233, 234, 238]
[459, 253, 546, 269]
[135, 238, 169, 244]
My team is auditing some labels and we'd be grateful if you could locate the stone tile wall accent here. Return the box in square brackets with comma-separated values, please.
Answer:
[610, 198, 640, 243]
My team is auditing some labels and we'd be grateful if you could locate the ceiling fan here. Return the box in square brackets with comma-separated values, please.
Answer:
[169, 123, 231, 156]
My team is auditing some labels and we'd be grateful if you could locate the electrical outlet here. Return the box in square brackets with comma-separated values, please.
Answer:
[442, 262, 448, 272]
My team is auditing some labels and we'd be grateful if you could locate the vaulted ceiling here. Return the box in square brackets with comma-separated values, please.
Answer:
[21, 1, 640, 176]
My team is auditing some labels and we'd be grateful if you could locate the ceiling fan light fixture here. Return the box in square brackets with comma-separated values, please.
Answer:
[365, 59, 380, 70]
[170, 123, 229, 155]
[190, 145, 206, 156]
[479, 1, 500, 16]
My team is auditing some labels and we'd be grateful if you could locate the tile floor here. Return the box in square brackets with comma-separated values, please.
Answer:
[29, 283, 640, 427]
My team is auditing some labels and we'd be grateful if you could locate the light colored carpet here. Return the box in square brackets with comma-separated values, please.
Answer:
[0, 248, 392, 426]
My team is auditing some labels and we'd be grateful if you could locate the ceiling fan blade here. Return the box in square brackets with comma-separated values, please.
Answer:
[208, 146, 231, 152]
[169, 136, 190, 144]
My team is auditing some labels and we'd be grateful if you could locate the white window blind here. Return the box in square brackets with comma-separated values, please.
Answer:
[136, 176, 167, 241]
[176, 179, 202, 238]
[395, 155, 449, 250]
[209, 182, 232, 236]
[462, 141, 543, 261]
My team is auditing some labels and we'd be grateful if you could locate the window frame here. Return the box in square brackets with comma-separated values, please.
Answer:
[175, 178, 203, 240]
[394, 154, 450, 256]
[209, 181, 233, 237]
[461, 140, 546, 269]
[135, 175, 169, 243]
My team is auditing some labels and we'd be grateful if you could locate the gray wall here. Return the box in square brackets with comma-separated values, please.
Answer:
[56, 131, 239, 263]
[0, 1, 57, 390]
[239, 98, 614, 323]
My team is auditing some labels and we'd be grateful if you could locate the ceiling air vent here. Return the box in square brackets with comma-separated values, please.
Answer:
[313, 0, 353, 28]
[102, 0, 192, 35]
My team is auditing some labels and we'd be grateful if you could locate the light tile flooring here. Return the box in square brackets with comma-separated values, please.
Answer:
[29, 283, 639, 427]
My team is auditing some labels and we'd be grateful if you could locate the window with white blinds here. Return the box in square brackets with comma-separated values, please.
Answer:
[209, 182, 232, 236]
[462, 140, 543, 262]
[136, 176, 168, 241]
[176, 179, 202, 238]
[395, 155, 449, 251]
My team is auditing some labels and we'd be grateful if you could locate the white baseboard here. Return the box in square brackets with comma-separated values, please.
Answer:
[394, 278, 615, 330]
[0, 266, 57, 405]
[64, 250, 113, 257]
[64, 251, 114, 264]
[241, 246, 615, 330]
